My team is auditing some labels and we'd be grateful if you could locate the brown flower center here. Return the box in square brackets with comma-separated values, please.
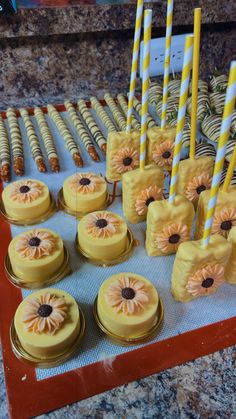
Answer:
[96, 218, 108, 229]
[202, 277, 214, 288]
[169, 234, 180, 244]
[162, 150, 171, 159]
[121, 287, 135, 300]
[220, 220, 232, 231]
[37, 304, 53, 317]
[19, 185, 30, 194]
[196, 184, 206, 195]
[123, 156, 132, 166]
[29, 237, 41, 247]
[79, 177, 91, 186]
[146, 197, 155, 207]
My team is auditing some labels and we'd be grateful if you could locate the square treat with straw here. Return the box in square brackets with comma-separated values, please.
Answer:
[146, 35, 195, 256]
[195, 140, 236, 240]
[176, 8, 214, 207]
[105, 0, 144, 182]
[122, 10, 164, 224]
[146, 0, 176, 171]
[171, 61, 236, 302]
[225, 226, 236, 284]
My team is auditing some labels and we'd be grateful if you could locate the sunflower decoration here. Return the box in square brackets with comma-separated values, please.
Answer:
[155, 222, 189, 254]
[16, 230, 56, 259]
[68, 172, 102, 194]
[105, 276, 149, 315]
[135, 185, 162, 216]
[10, 180, 43, 203]
[212, 207, 236, 238]
[185, 173, 212, 203]
[112, 147, 139, 174]
[186, 264, 225, 297]
[85, 212, 119, 238]
[22, 293, 68, 335]
[152, 140, 174, 168]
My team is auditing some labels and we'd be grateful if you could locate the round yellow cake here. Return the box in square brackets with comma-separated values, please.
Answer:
[63, 172, 108, 213]
[14, 288, 80, 358]
[8, 228, 64, 283]
[77, 210, 128, 260]
[97, 273, 159, 338]
[2, 179, 50, 221]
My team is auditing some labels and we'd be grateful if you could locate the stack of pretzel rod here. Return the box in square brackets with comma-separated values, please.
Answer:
[6, 108, 24, 176]
[77, 99, 107, 153]
[0, 114, 11, 182]
[20, 108, 46, 173]
[90, 96, 117, 132]
[116, 93, 141, 130]
[34, 107, 60, 172]
[104, 92, 127, 131]
[64, 100, 100, 162]
[47, 104, 83, 167]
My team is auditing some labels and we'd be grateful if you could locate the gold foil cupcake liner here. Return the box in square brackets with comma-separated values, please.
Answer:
[75, 228, 137, 267]
[93, 296, 164, 346]
[0, 192, 57, 226]
[10, 305, 86, 368]
[57, 188, 111, 219]
[4, 245, 71, 290]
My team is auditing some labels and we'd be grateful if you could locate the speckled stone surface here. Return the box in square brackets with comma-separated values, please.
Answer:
[1, 345, 236, 418]
[0, 25, 235, 111]
[0, 0, 235, 38]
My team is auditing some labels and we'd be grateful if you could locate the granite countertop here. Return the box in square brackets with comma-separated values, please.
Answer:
[0, 345, 235, 418]
[0, 0, 235, 38]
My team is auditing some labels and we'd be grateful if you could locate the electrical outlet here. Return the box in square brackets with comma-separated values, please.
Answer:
[139, 34, 192, 78]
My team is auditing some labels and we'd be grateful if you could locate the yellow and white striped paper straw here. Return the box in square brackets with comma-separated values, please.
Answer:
[190, 8, 201, 159]
[161, 0, 174, 130]
[140, 9, 152, 170]
[168, 35, 193, 203]
[202, 61, 236, 247]
[126, 0, 144, 133]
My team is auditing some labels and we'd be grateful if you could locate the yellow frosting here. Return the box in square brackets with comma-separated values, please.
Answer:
[63, 172, 107, 213]
[78, 210, 128, 260]
[171, 234, 232, 302]
[225, 226, 236, 284]
[147, 126, 176, 169]
[177, 156, 214, 208]
[2, 179, 50, 220]
[97, 273, 159, 338]
[146, 195, 195, 256]
[14, 288, 80, 358]
[122, 165, 164, 223]
[8, 228, 64, 283]
[106, 130, 140, 181]
[195, 187, 236, 240]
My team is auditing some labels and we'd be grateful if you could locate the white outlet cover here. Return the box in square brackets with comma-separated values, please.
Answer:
[139, 33, 192, 78]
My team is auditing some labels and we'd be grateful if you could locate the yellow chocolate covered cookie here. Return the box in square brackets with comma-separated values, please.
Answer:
[8, 228, 64, 283]
[2, 179, 50, 221]
[63, 172, 107, 213]
[97, 273, 159, 338]
[14, 288, 80, 358]
[77, 210, 128, 260]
